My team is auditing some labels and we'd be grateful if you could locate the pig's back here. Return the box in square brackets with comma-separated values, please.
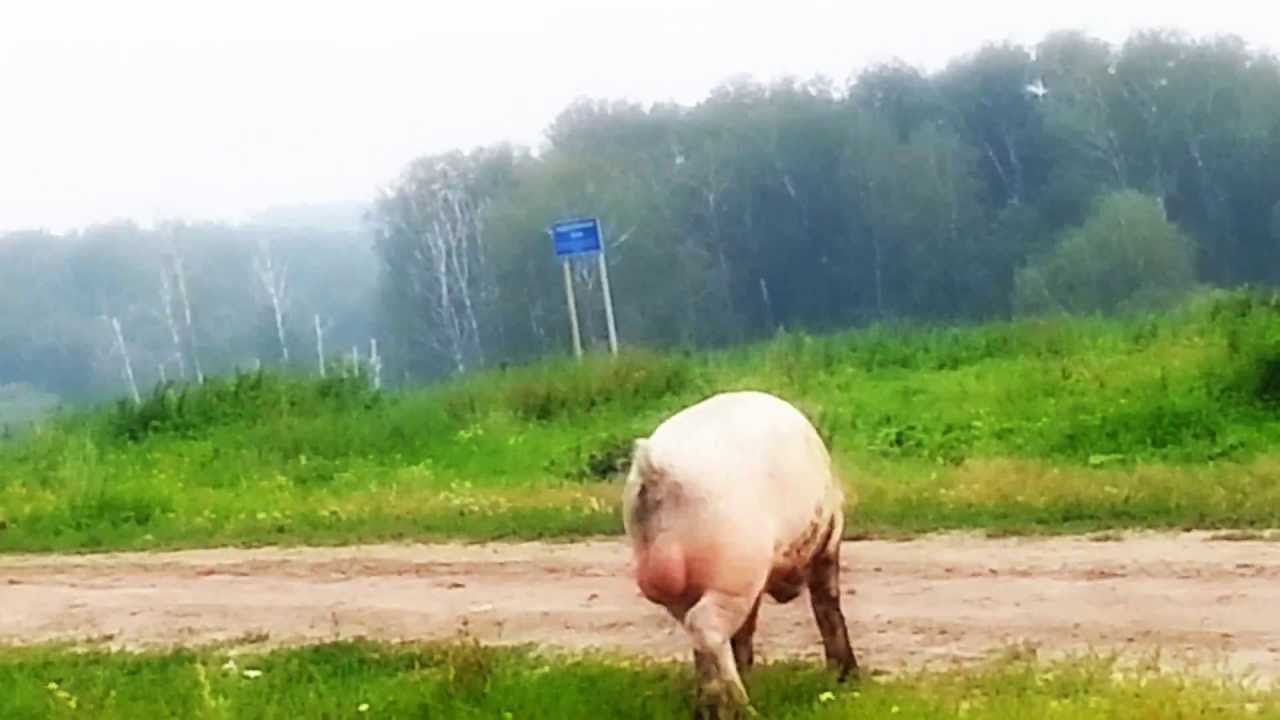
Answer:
[646, 391, 835, 542]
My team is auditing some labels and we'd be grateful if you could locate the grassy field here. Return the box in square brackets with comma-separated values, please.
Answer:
[3, 291, 1279, 719]
[0, 639, 1276, 720]
[1, 288, 1278, 553]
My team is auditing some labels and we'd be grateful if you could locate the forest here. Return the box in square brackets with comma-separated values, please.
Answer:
[0, 208, 377, 408]
[3, 28, 1279, 406]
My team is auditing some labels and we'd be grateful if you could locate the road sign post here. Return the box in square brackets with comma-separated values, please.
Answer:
[562, 256, 583, 359]
[548, 216, 618, 358]
[597, 248, 619, 355]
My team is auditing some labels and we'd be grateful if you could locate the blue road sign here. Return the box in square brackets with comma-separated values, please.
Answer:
[549, 217, 602, 257]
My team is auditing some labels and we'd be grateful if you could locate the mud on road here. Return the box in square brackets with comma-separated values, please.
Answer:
[3, 532, 1279, 682]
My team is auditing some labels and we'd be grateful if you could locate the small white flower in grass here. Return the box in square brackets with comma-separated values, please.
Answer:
[242, 669, 263, 679]
[818, 691, 836, 703]
[357, 703, 370, 713]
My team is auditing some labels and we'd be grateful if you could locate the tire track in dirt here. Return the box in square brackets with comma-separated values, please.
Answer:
[2, 532, 1279, 681]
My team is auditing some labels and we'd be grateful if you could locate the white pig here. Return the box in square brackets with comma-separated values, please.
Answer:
[622, 390, 858, 719]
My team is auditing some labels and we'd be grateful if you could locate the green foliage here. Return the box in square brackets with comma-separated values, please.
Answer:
[1014, 191, 1197, 315]
[484, 349, 698, 423]
[0, 640, 1276, 719]
[543, 431, 638, 483]
[2, 291, 1280, 552]
[107, 371, 381, 442]
[1209, 288, 1280, 406]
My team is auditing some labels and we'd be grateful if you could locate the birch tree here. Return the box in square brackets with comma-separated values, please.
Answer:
[372, 153, 498, 376]
[105, 315, 141, 405]
[1035, 31, 1129, 190]
[156, 253, 188, 380]
[158, 231, 204, 384]
[252, 236, 290, 363]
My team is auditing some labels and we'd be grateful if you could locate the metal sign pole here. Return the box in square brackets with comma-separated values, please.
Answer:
[596, 224, 619, 356]
[562, 257, 583, 360]
[550, 216, 614, 360]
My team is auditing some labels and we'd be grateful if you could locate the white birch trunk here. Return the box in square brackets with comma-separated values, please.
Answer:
[315, 314, 326, 378]
[252, 238, 290, 363]
[170, 246, 204, 383]
[109, 316, 141, 405]
[157, 265, 187, 380]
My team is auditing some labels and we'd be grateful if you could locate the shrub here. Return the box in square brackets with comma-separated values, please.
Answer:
[1013, 191, 1196, 316]
[109, 370, 380, 441]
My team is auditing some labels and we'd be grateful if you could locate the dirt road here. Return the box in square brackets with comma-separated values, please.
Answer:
[3, 532, 1279, 681]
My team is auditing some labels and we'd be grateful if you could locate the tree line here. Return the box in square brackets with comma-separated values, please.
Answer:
[371, 29, 1280, 378]
[4, 28, 1280, 404]
[0, 217, 377, 404]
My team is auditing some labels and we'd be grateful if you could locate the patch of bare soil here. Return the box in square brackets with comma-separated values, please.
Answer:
[2, 532, 1278, 681]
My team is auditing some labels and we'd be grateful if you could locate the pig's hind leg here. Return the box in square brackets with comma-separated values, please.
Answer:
[684, 588, 762, 719]
[730, 594, 762, 672]
[806, 515, 859, 681]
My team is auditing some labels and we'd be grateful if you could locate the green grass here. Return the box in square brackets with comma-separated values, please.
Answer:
[1, 288, 1279, 553]
[0, 639, 1276, 719]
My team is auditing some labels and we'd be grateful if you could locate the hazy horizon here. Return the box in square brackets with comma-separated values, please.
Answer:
[4, 0, 1278, 234]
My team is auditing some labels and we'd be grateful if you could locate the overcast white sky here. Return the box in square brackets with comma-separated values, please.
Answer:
[1, 0, 1276, 234]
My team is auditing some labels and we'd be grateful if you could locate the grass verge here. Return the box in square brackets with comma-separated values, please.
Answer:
[1, 288, 1278, 552]
[3, 454, 1280, 553]
[1, 639, 1276, 719]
